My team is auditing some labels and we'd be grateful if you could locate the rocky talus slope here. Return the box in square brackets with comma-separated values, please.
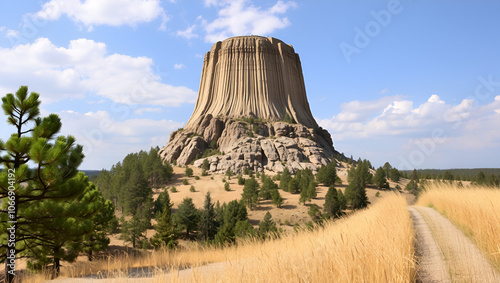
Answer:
[159, 114, 335, 174]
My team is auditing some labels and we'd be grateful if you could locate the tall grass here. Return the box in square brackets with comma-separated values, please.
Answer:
[22, 194, 415, 282]
[417, 183, 500, 270]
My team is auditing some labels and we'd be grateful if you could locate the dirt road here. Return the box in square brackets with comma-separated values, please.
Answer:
[409, 206, 500, 283]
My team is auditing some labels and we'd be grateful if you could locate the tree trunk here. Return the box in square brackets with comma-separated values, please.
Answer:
[53, 257, 61, 277]
[87, 250, 93, 261]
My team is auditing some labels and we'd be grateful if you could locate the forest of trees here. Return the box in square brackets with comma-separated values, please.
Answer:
[401, 168, 500, 187]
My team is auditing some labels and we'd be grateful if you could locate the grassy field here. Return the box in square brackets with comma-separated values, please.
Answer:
[417, 183, 500, 270]
[22, 193, 415, 282]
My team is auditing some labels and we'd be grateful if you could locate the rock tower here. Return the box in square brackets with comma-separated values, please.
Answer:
[160, 36, 337, 173]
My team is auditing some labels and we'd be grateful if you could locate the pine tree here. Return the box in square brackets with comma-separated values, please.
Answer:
[241, 178, 259, 209]
[153, 188, 173, 218]
[280, 167, 291, 191]
[288, 177, 300, 194]
[259, 176, 277, 200]
[150, 195, 178, 250]
[82, 191, 116, 261]
[23, 176, 104, 274]
[316, 162, 338, 186]
[374, 167, 390, 190]
[120, 203, 150, 248]
[389, 168, 400, 182]
[299, 181, 316, 204]
[324, 185, 341, 218]
[173, 197, 200, 238]
[258, 212, 278, 239]
[0, 86, 106, 281]
[345, 162, 370, 209]
[270, 187, 283, 208]
[214, 200, 247, 244]
[198, 192, 217, 241]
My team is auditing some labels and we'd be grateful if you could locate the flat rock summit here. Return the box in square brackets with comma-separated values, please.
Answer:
[160, 36, 337, 173]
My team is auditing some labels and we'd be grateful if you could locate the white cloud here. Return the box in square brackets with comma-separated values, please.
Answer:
[34, 0, 167, 30]
[0, 37, 197, 106]
[319, 95, 500, 169]
[177, 24, 198, 39]
[58, 110, 184, 169]
[174, 63, 185, 69]
[134, 107, 163, 115]
[203, 0, 297, 42]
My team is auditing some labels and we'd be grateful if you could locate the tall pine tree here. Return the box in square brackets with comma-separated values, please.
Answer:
[0, 86, 109, 281]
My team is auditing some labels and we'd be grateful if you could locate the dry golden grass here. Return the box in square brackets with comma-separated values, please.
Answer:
[21, 193, 415, 282]
[417, 183, 500, 270]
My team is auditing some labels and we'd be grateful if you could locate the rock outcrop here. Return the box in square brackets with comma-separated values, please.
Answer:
[159, 36, 337, 173]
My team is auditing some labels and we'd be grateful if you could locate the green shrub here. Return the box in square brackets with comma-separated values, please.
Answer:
[224, 182, 230, 191]
[238, 174, 245, 185]
[190, 186, 196, 192]
[201, 169, 209, 176]
[195, 176, 200, 180]
[170, 186, 177, 193]
[185, 167, 193, 177]
[182, 179, 189, 185]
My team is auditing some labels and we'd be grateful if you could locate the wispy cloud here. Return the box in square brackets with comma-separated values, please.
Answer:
[203, 0, 297, 42]
[177, 24, 198, 39]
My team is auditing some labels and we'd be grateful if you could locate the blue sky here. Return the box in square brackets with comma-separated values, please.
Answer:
[1, 0, 499, 170]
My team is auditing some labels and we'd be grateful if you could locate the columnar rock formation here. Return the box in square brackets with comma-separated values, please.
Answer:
[160, 36, 337, 173]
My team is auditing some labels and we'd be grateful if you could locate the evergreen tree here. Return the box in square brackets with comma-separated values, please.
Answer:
[258, 212, 278, 239]
[345, 162, 370, 209]
[382, 162, 392, 178]
[82, 192, 116, 261]
[121, 202, 151, 248]
[324, 185, 341, 218]
[299, 181, 316, 204]
[237, 174, 245, 185]
[153, 188, 173, 218]
[308, 204, 323, 223]
[280, 167, 291, 191]
[198, 192, 218, 241]
[316, 162, 338, 186]
[241, 178, 259, 209]
[234, 220, 255, 238]
[288, 177, 300, 194]
[405, 180, 419, 196]
[389, 168, 400, 182]
[259, 176, 277, 200]
[173, 197, 200, 238]
[336, 189, 347, 210]
[0, 86, 102, 281]
[214, 200, 247, 244]
[23, 176, 104, 274]
[270, 187, 283, 208]
[150, 196, 178, 250]
[373, 167, 390, 190]
[185, 167, 193, 177]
